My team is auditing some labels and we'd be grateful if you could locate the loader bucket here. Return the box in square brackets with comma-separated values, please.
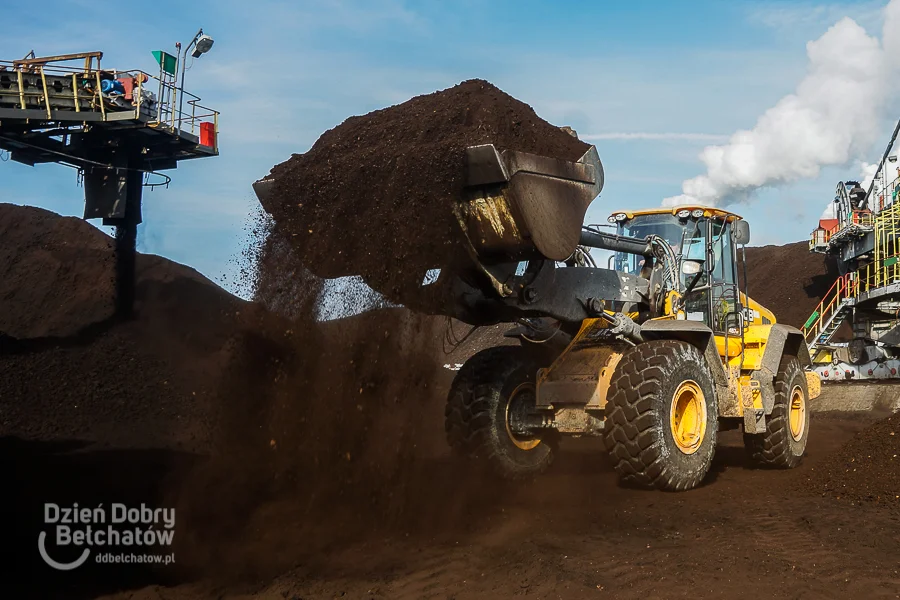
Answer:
[458, 144, 604, 263]
[252, 177, 274, 205]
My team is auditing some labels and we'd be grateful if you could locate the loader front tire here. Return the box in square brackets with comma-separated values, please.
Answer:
[444, 346, 554, 479]
[604, 340, 718, 491]
[744, 355, 808, 468]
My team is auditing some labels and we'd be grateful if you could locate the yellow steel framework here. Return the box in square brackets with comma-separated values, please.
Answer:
[862, 198, 900, 292]
[804, 190, 900, 345]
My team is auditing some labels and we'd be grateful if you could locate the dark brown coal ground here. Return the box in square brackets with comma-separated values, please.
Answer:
[261, 78, 589, 312]
[744, 241, 840, 329]
[804, 413, 900, 509]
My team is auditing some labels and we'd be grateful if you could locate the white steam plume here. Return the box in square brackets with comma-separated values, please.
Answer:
[860, 161, 881, 191]
[820, 161, 879, 218]
[664, 1, 900, 207]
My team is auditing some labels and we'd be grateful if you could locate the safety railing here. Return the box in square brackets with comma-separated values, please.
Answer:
[861, 200, 900, 293]
[0, 58, 218, 150]
[802, 273, 857, 343]
[809, 210, 875, 250]
[871, 173, 900, 212]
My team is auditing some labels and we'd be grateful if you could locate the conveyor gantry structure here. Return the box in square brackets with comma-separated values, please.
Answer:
[0, 51, 219, 316]
[805, 119, 900, 381]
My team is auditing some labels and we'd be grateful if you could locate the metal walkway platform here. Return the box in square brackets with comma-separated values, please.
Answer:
[0, 51, 218, 171]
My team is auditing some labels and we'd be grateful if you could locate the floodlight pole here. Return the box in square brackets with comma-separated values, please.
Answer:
[177, 29, 203, 133]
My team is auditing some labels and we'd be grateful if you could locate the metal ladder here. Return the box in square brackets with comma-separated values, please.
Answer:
[809, 298, 853, 352]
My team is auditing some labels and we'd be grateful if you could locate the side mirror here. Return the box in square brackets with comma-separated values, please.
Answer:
[682, 260, 704, 275]
[734, 220, 751, 245]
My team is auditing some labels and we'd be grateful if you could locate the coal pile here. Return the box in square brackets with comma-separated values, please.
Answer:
[259, 79, 588, 311]
[0, 204, 250, 450]
[0, 203, 477, 588]
[0, 204, 263, 596]
[807, 414, 900, 509]
[744, 241, 839, 329]
[0, 204, 118, 339]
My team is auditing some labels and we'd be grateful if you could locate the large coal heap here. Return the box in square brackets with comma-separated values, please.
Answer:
[0, 203, 461, 586]
[744, 241, 839, 329]
[259, 78, 589, 312]
[0, 203, 244, 450]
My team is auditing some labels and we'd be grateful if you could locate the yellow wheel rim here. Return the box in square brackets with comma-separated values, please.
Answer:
[505, 382, 541, 451]
[789, 385, 806, 442]
[670, 380, 707, 455]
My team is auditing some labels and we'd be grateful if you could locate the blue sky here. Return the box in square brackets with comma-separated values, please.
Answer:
[2, 0, 895, 292]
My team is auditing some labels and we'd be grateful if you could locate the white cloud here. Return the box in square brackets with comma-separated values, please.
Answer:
[747, 0, 884, 33]
[582, 133, 729, 142]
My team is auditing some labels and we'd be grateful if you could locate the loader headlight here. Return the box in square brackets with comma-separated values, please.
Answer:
[607, 215, 617, 224]
[615, 213, 628, 222]
[682, 260, 703, 275]
[677, 209, 691, 219]
[691, 209, 704, 218]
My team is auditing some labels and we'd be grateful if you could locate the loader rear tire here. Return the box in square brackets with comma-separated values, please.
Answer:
[743, 355, 808, 468]
[604, 340, 717, 491]
[444, 346, 554, 479]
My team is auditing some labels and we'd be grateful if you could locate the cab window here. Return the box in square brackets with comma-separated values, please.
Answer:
[680, 218, 709, 325]
[614, 214, 685, 276]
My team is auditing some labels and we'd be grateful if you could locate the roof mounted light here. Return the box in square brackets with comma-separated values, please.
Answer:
[691, 209, 704, 218]
[607, 215, 617, 224]
[615, 213, 628, 222]
[677, 209, 691, 219]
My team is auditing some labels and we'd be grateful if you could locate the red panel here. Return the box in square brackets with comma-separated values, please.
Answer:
[200, 122, 216, 147]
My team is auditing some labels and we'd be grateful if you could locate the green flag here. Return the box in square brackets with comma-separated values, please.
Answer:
[152, 51, 177, 76]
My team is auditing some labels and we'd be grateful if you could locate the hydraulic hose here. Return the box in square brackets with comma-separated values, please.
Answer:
[578, 229, 652, 256]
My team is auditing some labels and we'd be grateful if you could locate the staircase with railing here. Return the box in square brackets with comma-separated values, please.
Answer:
[802, 274, 857, 350]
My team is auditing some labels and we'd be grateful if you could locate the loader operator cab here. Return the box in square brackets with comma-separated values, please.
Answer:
[612, 208, 749, 340]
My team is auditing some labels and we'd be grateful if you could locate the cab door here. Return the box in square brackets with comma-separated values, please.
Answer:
[680, 219, 711, 324]
[709, 219, 743, 362]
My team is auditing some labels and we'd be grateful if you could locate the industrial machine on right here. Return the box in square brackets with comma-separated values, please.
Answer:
[808, 119, 900, 381]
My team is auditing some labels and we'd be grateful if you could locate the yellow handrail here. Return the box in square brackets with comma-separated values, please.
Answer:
[94, 70, 106, 119]
[39, 66, 52, 119]
[16, 70, 25, 109]
[0, 58, 219, 139]
[71, 73, 80, 112]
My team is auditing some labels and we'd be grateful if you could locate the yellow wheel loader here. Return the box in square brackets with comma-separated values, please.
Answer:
[441, 143, 821, 491]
